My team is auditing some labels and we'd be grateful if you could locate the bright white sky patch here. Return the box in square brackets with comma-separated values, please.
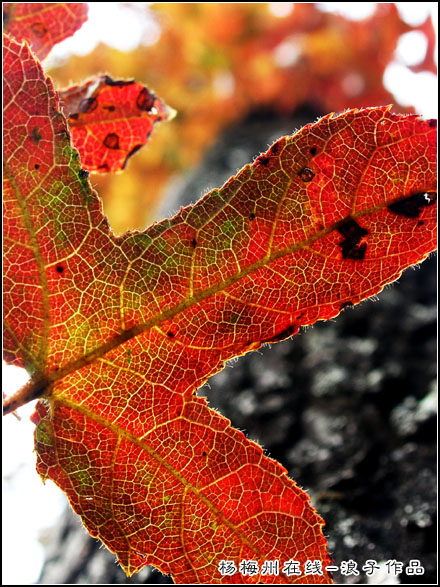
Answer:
[318, 2, 376, 20]
[384, 65, 437, 118]
[2, 365, 67, 585]
[268, 2, 294, 18]
[396, 31, 429, 67]
[395, 1, 436, 26]
[384, 3, 437, 118]
[273, 37, 302, 68]
[46, 2, 161, 67]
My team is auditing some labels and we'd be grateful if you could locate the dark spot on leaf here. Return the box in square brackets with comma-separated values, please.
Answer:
[167, 331, 175, 338]
[69, 113, 79, 121]
[103, 133, 120, 150]
[337, 217, 368, 260]
[263, 324, 298, 344]
[30, 22, 47, 38]
[98, 164, 110, 172]
[429, 119, 436, 128]
[122, 145, 143, 169]
[79, 169, 89, 179]
[79, 97, 98, 114]
[310, 146, 317, 155]
[32, 127, 42, 144]
[388, 192, 436, 218]
[346, 242, 367, 260]
[191, 238, 197, 248]
[55, 265, 64, 274]
[257, 155, 270, 166]
[340, 301, 354, 310]
[417, 221, 425, 226]
[104, 75, 135, 87]
[34, 164, 40, 170]
[269, 143, 279, 155]
[103, 105, 116, 112]
[136, 87, 155, 111]
[202, 451, 207, 457]
[298, 167, 315, 182]
[249, 213, 256, 221]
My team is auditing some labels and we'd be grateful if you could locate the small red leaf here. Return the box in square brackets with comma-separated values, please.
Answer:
[3, 3, 88, 60]
[59, 75, 174, 173]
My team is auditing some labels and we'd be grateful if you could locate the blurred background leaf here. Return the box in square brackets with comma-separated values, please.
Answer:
[46, 2, 437, 234]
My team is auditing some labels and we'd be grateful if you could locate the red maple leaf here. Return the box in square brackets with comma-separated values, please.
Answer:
[59, 75, 174, 173]
[2, 7, 437, 585]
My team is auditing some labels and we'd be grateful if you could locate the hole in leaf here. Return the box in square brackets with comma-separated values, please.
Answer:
[79, 97, 98, 114]
[298, 167, 315, 182]
[103, 133, 120, 150]
[257, 155, 270, 166]
[136, 87, 155, 111]
[388, 191, 436, 218]
[337, 217, 369, 260]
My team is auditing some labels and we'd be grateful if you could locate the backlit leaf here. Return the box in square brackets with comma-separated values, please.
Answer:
[3, 2, 88, 60]
[59, 75, 174, 173]
[3, 33, 437, 584]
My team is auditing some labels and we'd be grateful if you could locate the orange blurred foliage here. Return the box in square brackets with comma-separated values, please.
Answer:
[47, 3, 436, 233]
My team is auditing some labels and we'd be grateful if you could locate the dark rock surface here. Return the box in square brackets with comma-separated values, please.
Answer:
[38, 110, 437, 584]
